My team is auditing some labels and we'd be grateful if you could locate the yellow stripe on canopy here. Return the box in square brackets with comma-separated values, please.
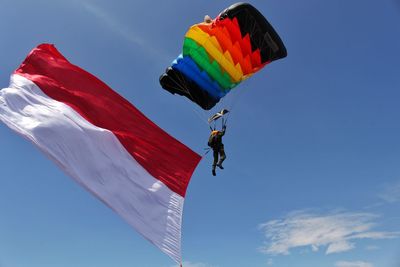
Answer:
[185, 26, 243, 82]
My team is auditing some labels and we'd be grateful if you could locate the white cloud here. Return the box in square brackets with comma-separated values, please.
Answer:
[258, 210, 400, 255]
[378, 180, 400, 203]
[335, 260, 374, 267]
[326, 240, 355, 254]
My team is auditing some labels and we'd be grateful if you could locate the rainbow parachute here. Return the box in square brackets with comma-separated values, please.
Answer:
[160, 3, 287, 110]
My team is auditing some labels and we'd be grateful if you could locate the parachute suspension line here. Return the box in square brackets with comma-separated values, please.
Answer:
[190, 106, 209, 126]
[212, 88, 236, 129]
[229, 81, 248, 111]
[224, 72, 255, 126]
[167, 69, 210, 125]
[165, 70, 190, 96]
[167, 66, 203, 111]
[221, 115, 229, 129]
[173, 66, 211, 126]
[171, 70, 194, 98]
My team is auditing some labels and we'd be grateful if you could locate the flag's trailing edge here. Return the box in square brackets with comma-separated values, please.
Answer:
[0, 44, 201, 263]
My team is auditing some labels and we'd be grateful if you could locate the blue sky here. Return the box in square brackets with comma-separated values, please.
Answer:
[1, 1, 400, 266]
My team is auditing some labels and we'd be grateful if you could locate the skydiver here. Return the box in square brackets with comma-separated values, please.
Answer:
[208, 124, 227, 176]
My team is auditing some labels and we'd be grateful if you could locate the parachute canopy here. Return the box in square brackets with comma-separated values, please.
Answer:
[160, 2, 287, 110]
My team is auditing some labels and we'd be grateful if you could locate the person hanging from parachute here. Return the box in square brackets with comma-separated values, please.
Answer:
[207, 109, 229, 176]
[208, 125, 226, 176]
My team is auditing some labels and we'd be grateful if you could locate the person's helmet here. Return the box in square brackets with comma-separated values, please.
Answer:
[204, 15, 212, 23]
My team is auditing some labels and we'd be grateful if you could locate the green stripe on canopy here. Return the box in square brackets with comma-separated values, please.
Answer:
[183, 38, 238, 90]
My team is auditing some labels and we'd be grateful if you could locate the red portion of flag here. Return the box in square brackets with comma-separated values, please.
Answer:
[15, 44, 201, 197]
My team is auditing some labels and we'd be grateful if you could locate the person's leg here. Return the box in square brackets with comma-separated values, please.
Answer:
[212, 149, 219, 176]
[217, 147, 226, 169]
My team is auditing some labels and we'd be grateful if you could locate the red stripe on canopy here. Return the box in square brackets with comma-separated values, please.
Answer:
[15, 44, 201, 197]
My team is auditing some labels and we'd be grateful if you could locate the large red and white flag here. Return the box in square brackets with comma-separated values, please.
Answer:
[0, 44, 201, 264]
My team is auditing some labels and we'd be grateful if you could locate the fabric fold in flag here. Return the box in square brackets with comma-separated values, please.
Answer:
[0, 44, 201, 264]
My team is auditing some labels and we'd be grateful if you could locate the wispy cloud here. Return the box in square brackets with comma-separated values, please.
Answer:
[335, 261, 374, 267]
[78, 1, 172, 62]
[378, 180, 400, 203]
[81, 1, 145, 46]
[258, 210, 400, 255]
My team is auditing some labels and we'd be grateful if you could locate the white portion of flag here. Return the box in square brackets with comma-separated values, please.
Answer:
[0, 74, 183, 263]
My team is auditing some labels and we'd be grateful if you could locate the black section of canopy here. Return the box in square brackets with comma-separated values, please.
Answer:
[159, 67, 219, 110]
[218, 2, 287, 63]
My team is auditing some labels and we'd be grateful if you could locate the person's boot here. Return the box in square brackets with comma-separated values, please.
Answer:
[217, 161, 224, 169]
[212, 166, 216, 176]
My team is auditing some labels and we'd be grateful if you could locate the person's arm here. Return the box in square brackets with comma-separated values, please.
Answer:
[221, 125, 226, 136]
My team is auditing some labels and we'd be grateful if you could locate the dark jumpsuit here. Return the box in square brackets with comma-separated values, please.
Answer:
[209, 127, 226, 170]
